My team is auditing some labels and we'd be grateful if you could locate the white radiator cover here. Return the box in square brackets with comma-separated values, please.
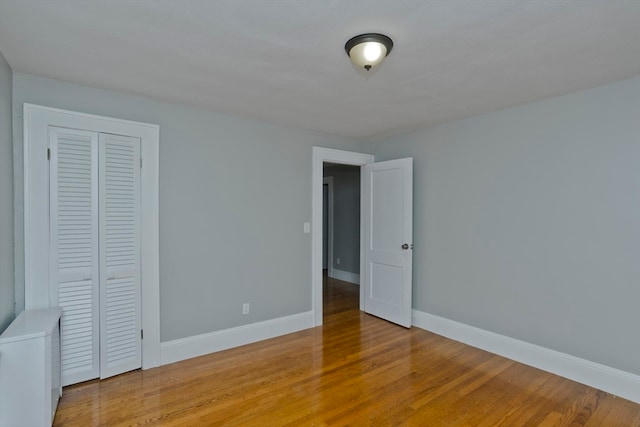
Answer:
[0, 307, 62, 427]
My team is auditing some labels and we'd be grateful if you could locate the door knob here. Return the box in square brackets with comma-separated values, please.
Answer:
[402, 243, 410, 250]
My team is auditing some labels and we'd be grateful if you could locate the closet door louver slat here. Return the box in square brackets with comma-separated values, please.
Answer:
[99, 133, 142, 379]
[49, 127, 100, 386]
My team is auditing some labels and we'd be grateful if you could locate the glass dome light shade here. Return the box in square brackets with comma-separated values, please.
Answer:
[345, 33, 393, 71]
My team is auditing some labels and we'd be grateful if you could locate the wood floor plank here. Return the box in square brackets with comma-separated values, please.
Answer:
[54, 276, 640, 426]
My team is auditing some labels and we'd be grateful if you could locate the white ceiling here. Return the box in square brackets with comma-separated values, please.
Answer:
[0, 0, 638, 139]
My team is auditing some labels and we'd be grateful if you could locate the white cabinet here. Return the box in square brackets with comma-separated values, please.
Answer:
[0, 307, 63, 427]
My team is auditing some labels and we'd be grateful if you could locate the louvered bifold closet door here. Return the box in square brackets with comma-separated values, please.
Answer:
[49, 127, 100, 386]
[98, 133, 142, 379]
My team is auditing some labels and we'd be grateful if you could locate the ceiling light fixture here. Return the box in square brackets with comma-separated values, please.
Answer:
[345, 33, 394, 72]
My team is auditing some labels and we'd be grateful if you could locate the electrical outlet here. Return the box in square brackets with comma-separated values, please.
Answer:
[242, 303, 250, 315]
[336, 258, 341, 265]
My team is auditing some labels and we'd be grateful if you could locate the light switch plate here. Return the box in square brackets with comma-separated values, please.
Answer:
[303, 222, 310, 233]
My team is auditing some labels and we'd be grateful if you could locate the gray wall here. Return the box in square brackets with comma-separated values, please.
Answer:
[371, 77, 640, 374]
[325, 166, 360, 275]
[8, 71, 638, 375]
[12, 73, 364, 342]
[0, 51, 13, 333]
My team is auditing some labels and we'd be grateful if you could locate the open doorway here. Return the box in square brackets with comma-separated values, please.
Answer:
[323, 163, 361, 319]
[323, 164, 360, 283]
[313, 147, 414, 328]
[311, 147, 374, 326]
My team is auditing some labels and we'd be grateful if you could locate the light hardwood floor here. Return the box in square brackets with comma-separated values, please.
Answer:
[54, 276, 640, 426]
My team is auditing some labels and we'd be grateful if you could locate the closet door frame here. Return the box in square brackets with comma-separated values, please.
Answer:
[24, 103, 160, 370]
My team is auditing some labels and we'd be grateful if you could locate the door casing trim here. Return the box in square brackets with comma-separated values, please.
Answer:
[23, 103, 160, 370]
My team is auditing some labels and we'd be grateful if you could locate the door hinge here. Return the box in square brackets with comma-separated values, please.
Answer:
[141, 329, 144, 340]
[47, 148, 51, 160]
[140, 157, 142, 168]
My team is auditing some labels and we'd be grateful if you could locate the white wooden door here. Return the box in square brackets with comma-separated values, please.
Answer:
[49, 127, 100, 385]
[98, 133, 142, 379]
[50, 127, 142, 385]
[362, 158, 413, 328]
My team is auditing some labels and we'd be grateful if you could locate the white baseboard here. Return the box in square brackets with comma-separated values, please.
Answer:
[160, 311, 314, 366]
[412, 310, 640, 404]
[331, 269, 360, 285]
